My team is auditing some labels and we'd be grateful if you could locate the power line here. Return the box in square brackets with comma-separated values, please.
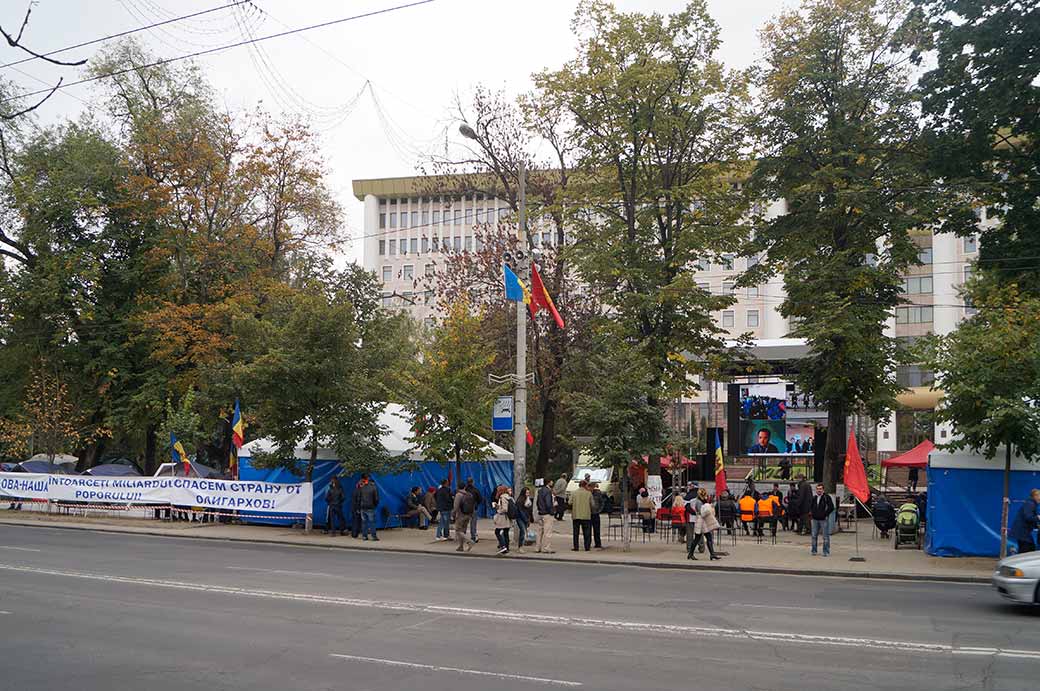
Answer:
[0, 1, 253, 70]
[0, 0, 437, 105]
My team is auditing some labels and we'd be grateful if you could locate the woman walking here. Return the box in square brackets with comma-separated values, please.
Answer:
[515, 486, 532, 553]
[493, 486, 513, 555]
[690, 488, 721, 561]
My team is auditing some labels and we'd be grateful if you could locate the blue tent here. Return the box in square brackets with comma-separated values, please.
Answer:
[238, 403, 514, 528]
[926, 449, 1040, 557]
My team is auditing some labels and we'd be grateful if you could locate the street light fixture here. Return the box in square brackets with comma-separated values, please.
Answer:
[459, 123, 529, 496]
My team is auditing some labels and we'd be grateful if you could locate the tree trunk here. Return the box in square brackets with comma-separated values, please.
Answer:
[536, 397, 557, 481]
[144, 425, 157, 475]
[823, 406, 846, 493]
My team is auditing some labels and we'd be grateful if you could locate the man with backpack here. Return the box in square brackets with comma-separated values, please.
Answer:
[465, 478, 482, 543]
[453, 483, 475, 552]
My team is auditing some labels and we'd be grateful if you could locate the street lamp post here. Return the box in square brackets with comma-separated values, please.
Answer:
[459, 124, 528, 495]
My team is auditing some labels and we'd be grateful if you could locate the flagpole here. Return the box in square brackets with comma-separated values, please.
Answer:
[849, 496, 866, 562]
[513, 161, 528, 498]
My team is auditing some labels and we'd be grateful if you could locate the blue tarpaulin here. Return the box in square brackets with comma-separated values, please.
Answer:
[926, 465, 1040, 557]
[237, 455, 514, 528]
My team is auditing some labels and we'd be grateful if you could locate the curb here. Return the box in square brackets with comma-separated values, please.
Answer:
[0, 518, 991, 584]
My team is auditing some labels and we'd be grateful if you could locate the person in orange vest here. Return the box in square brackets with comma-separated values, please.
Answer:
[757, 493, 778, 538]
[738, 492, 757, 536]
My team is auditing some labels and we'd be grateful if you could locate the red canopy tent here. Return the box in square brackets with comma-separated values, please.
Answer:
[881, 439, 935, 468]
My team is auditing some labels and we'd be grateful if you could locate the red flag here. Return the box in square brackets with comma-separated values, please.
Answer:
[843, 430, 870, 503]
[526, 427, 535, 446]
[529, 264, 566, 329]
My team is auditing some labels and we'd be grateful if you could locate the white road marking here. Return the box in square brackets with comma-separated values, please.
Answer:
[0, 610, 11, 614]
[0, 546, 42, 552]
[329, 654, 582, 687]
[0, 563, 1035, 661]
[742, 603, 852, 613]
[227, 566, 331, 577]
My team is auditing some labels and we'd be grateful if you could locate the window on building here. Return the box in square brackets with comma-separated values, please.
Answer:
[896, 409, 934, 451]
[747, 285, 759, 298]
[410, 238, 418, 254]
[903, 276, 933, 294]
[378, 240, 386, 256]
[465, 209, 473, 225]
[431, 236, 439, 252]
[896, 365, 934, 388]
[464, 236, 473, 252]
[378, 213, 386, 229]
[747, 253, 760, 268]
[411, 211, 418, 228]
[432, 210, 440, 224]
[454, 209, 462, 225]
[693, 258, 707, 271]
[963, 235, 978, 253]
[476, 208, 484, 224]
[696, 281, 710, 292]
[747, 310, 759, 327]
[388, 239, 397, 256]
[399, 240, 407, 256]
[421, 210, 429, 226]
[421, 237, 429, 254]
[402, 291, 413, 305]
[425, 289, 434, 304]
[542, 232, 552, 246]
[381, 292, 392, 307]
[917, 247, 932, 264]
[475, 236, 483, 251]
[403, 265, 414, 280]
[896, 305, 933, 324]
[723, 280, 736, 295]
[453, 236, 462, 252]
[722, 254, 735, 271]
[722, 311, 735, 328]
[379, 198, 387, 206]
[389, 213, 397, 228]
[381, 266, 391, 282]
[425, 263, 434, 276]
[400, 213, 409, 229]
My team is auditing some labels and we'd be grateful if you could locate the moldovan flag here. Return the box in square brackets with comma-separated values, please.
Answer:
[230, 399, 245, 480]
[503, 265, 531, 304]
[713, 429, 726, 497]
[171, 433, 191, 475]
[529, 264, 565, 329]
[843, 430, 870, 504]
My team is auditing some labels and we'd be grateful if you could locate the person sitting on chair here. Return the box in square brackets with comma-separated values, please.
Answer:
[873, 493, 896, 539]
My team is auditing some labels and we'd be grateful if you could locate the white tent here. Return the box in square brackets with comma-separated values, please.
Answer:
[27, 453, 77, 467]
[241, 403, 512, 462]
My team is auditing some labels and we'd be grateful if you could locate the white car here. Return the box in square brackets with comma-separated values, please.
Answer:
[992, 551, 1040, 604]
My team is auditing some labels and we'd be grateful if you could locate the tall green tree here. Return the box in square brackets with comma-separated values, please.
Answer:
[405, 301, 500, 484]
[746, 0, 956, 490]
[535, 0, 752, 474]
[233, 268, 412, 482]
[911, 0, 1040, 294]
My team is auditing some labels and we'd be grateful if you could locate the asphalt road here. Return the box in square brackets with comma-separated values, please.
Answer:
[0, 524, 1036, 691]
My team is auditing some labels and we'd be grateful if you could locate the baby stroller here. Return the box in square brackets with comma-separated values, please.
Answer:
[893, 502, 921, 549]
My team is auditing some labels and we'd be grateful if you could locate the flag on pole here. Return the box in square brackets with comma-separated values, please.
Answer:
[503, 265, 531, 304]
[171, 433, 191, 476]
[231, 399, 245, 449]
[526, 427, 535, 446]
[843, 430, 870, 503]
[528, 264, 566, 329]
[713, 429, 727, 497]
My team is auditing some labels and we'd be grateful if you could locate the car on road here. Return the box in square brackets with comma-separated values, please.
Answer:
[992, 551, 1040, 605]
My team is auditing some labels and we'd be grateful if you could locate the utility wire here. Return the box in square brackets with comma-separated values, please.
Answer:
[0, 0, 253, 70]
[0, 0, 437, 105]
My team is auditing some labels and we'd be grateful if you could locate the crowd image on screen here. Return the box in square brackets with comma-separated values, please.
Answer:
[740, 394, 786, 421]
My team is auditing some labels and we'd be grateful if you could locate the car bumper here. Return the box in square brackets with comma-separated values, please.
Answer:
[992, 573, 1038, 604]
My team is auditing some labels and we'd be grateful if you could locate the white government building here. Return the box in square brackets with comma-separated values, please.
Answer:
[353, 174, 986, 457]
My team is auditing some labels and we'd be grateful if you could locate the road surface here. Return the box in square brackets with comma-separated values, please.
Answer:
[0, 524, 1035, 690]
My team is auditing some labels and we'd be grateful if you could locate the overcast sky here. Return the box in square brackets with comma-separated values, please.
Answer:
[2, 0, 786, 263]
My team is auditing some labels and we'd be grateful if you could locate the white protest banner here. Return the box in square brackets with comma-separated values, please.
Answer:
[0, 473, 50, 501]
[0, 473, 313, 515]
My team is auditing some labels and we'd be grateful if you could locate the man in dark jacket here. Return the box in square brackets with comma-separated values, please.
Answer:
[349, 479, 364, 538]
[464, 478, 482, 543]
[797, 476, 813, 535]
[590, 482, 605, 549]
[717, 491, 738, 534]
[434, 479, 453, 541]
[404, 486, 432, 529]
[356, 473, 380, 541]
[809, 483, 835, 556]
[535, 481, 556, 553]
[324, 477, 346, 536]
[1010, 488, 1040, 554]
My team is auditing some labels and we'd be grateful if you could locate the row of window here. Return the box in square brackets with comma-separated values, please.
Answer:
[378, 231, 565, 256]
[720, 310, 760, 328]
[382, 264, 435, 282]
[379, 195, 496, 206]
[381, 290, 434, 307]
[697, 281, 761, 298]
[379, 207, 512, 230]
[896, 305, 934, 324]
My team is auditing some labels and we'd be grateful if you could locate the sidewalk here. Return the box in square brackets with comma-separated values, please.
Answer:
[0, 510, 996, 583]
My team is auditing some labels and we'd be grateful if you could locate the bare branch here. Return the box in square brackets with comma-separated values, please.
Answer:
[1, 3, 87, 67]
[0, 76, 61, 120]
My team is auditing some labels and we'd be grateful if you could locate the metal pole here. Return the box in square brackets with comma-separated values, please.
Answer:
[513, 162, 528, 497]
[999, 441, 1011, 559]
